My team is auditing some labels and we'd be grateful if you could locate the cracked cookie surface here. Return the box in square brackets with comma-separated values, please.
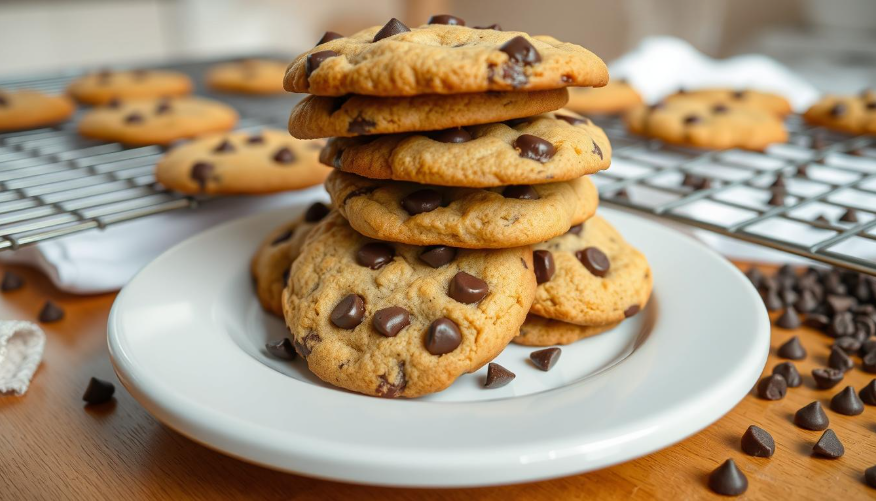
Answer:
[513, 315, 619, 346]
[804, 90, 876, 135]
[0, 89, 75, 131]
[67, 69, 193, 105]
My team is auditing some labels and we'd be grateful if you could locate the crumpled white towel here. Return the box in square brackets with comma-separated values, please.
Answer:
[0, 321, 45, 396]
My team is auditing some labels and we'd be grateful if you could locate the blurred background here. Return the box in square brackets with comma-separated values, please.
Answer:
[1, 0, 874, 92]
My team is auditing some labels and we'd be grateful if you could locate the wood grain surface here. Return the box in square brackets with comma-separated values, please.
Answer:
[1, 262, 875, 500]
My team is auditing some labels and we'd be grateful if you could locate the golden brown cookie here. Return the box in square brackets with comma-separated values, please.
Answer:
[513, 315, 620, 346]
[206, 59, 287, 95]
[285, 19, 608, 96]
[530, 215, 652, 326]
[0, 89, 75, 132]
[288, 89, 568, 139]
[326, 170, 598, 249]
[281, 211, 536, 398]
[78, 96, 238, 146]
[665, 88, 792, 117]
[321, 111, 611, 188]
[67, 69, 192, 105]
[251, 202, 330, 316]
[804, 90, 876, 135]
[155, 129, 330, 194]
[566, 80, 642, 115]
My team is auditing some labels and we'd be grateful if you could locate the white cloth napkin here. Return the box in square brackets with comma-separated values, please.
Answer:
[0, 321, 46, 396]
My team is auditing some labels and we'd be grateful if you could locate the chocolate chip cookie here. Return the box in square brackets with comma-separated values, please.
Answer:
[285, 18, 608, 96]
[67, 69, 193, 105]
[513, 315, 619, 346]
[666, 88, 792, 117]
[530, 215, 652, 326]
[281, 211, 536, 398]
[625, 96, 787, 151]
[326, 170, 598, 248]
[0, 89, 75, 131]
[78, 96, 238, 146]
[566, 80, 642, 115]
[804, 89, 876, 135]
[155, 129, 330, 194]
[206, 59, 287, 95]
[288, 89, 569, 139]
[321, 111, 611, 188]
[251, 202, 330, 316]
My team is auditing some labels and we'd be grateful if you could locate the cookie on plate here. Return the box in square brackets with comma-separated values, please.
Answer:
[67, 69, 193, 105]
[321, 111, 611, 188]
[513, 315, 619, 346]
[624, 97, 787, 151]
[281, 211, 536, 398]
[206, 59, 287, 95]
[326, 170, 598, 248]
[665, 88, 792, 117]
[804, 90, 876, 135]
[78, 96, 238, 146]
[0, 89, 75, 132]
[530, 215, 652, 326]
[284, 18, 608, 96]
[566, 80, 642, 115]
[251, 202, 330, 316]
[288, 89, 568, 139]
[155, 129, 330, 194]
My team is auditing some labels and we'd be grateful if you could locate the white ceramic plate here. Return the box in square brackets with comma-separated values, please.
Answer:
[108, 204, 770, 487]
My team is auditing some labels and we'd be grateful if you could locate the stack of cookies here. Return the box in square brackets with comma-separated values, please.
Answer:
[257, 16, 653, 398]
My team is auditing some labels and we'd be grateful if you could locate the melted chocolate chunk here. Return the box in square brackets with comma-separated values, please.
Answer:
[347, 115, 376, 134]
[624, 305, 641, 318]
[532, 250, 555, 284]
[530, 347, 561, 371]
[554, 113, 588, 126]
[419, 246, 456, 268]
[428, 14, 465, 26]
[592, 140, 603, 160]
[213, 139, 234, 153]
[567, 223, 583, 235]
[273, 147, 297, 164]
[372, 306, 411, 337]
[373, 18, 410, 42]
[576, 247, 610, 277]
[247, 134, 265, 144]
[306, 50, 339, 77]
[499, 36, 541, 66]
[190, 162, 214, 191]
[316, 31, 343, 45]
[304, 202, 330, 222]
[430, 127, 472, 143]
[502, 185, 539, 200]
[484, 363, 515, 389]
[513, 134, 556, 162]
[401, 189, 442, 215]
[448, 271, 489, 304]
[356, 243, 395, 270]
[425, 318, 462, 355]
[124, 112, 144, 124]
[82, 377, 115, 405]
[271, 229, 294, 246]
[330, 294, 365, 329]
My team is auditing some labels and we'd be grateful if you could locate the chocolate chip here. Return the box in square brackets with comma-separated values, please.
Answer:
[592, 140, 603, 160]
[306, 50, 338, 76]
[247, 134, 265, 144]
[271, 229, 293, 245]
[828, 311, 855, 337]
[866, 466, 876, 489]
[812, 368, 844, 389]
[712, 104, 729, 114]
[772, 361, 801, 387]
[828, 345, 854, 372]
[448, 271, 489, 304]
[763, 289, 783, 311]
[513, 134, 556, 162]
[767, 189, 785, 206]
[682, 173, 708, 189]
[425, 318, 461, 355]
[155, 100, 171, 115]
[499, 36, 541, 66]
[683, 114, 701, 125]
[430, 127, 472, 143]
[830, 385, 864, 415]
[419, 246, 456, 268]
[401, 189, 442, 215]
[428, 14, 465, 26]
[502, 185, 539, 200]
[741, 425, 775, 457]
[273, 147, 297, 164]
[829, 103, 846, 117]
[347, 116, 376, 134]
[771, 175, 786, 189]
[554, 114, 587, 126]
[530, 347, 561, 371]
[330, 294, 365, 329]
[316, 31, 343, 45]
[475, 24, 502, 30]
[756, 374, 787, 400]
[372, 306, 410, 337]
[865, 351, 876, 373]
[567, 223, 583, 235]
[794, 288, 818, 312]
[624, 305, 641, 318]
[776, 307, 801, 329]
[304, 202, 330, 222]
[862, 339, 876, 358]
[794, 401, 829, 430]
[38, 300, 64, 323]
[213, 139, 234, 153]
[265, 338, 296, 360]
[82, 377, 115, 405]
[292, 332, 320, 358]
[834, 335, 861, 355]
[356, 242, 395, 270]
[577, 247, 610, 277]
[190, 162, 214, 191]
[839, 208, 858, 223]
[860, 379, 876, 405]
[124, 112, 144, 124]
[812, 429, 844, 459]
[532, 250, 555, 284]
[376, 361, 406, 398]
[484, 363, 515, 389]
[708, 459, 747, 496]
[797, 164, 809, 177]
[780, 288, 798, 306]
[1, 271, 24, 292]
[373, 18, 410, 42]
[777, 336, 806, 360]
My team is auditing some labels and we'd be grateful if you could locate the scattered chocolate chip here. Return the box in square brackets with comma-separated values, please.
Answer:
[330, 294, 365, 329]
[530, 347, 561, 371]
[247, 134, 265, 144]
[834, 335, 861, 355]
[780, 288, 798, 306]
[683, 114, 701, 125]
[794, 401, 829, 430]
[513, 134, 556, 162]
[829, 103, 846, 118]
[866, 466, 876, 489]
[401, 189, 442, 215]
[812, 429, 844, 459]
[771, 175, 786, 189]
[862, 339, 876, 358]
[265, 338, 296, 360]
[155, 100, 171, 115]
[304, 202, 330, 222]
[190, 162, 214, 190]
[306, 50, 339, 76]
[830, 385, 864, 415]
[828, 311, 855, 338]
[624, 305, 641, 318]
[428, 14, 465, 26]
[273, 147, 297, 164]
[532, 250, 555, 284]
[372, 306, 410, 337]
[356, 243, 395, 270]
[777, 336, 806, 360]
[502, 185, 539, 200]
[815, 215, 830, 225]
[213, 139, 234, 153]
[419, 246, 456, 268]
[554, 114, 587, 126]
[794, 289, 818, 313]
[124, 112, 144, 124]
[708, 459, 748, 496]
[373, 18, 410, 42]
[682, 173, 710, 190]
[499, 36, 541, 66]
[271, 229, 293, 245]
[776, 307, 801, 329]
[763, 289, 783, 311]
[577, 247, 610, 277]
[484, 363, 515, 389]
[425, 318, 461, 355]
[592, 141, 603, 160]
[82, 377, 115, 405]
[767, 189, 785, 206]
[316, 31, 343, 45]
[741, 425, 775, 457]
[430, 127, 472, 143]
[448, 271, 489, 304]
[376, 361, 406, 398]
[864, 351, 876, 373]
[828, 346, 854, 372]
[839, 208, 858, 223]
[475, 24, 502, 30]
[772, 361, 801, 387]
[712, 104, 729, 114]
[812, 368, 844, 389]
[756, 374, 787, 400]
[567, 223, 583, 235]
[1, 271, 24, 292]
[860, 379, 876, 405]
[38, 301, 64, 323]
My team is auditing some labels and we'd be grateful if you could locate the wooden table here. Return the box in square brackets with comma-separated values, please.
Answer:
[2, 262, 874, 500]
